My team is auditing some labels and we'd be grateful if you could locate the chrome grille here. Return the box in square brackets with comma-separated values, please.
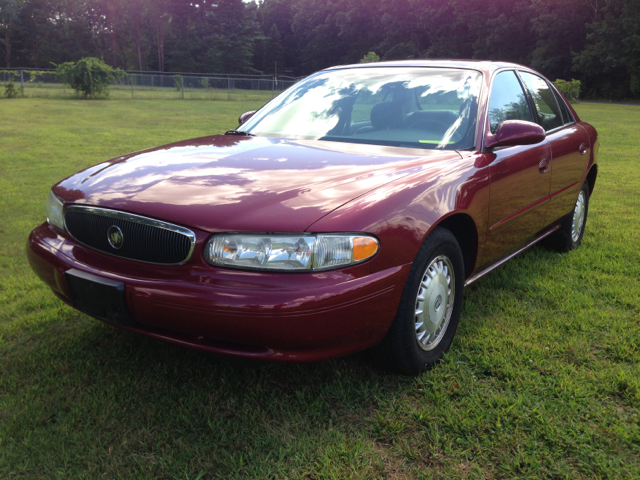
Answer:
[64, 206, 196, 265]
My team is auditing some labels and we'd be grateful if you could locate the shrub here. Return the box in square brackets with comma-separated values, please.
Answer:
[554, 79, 581, 103]
[4, 80, 19, 98]
[199, 78, 210, 89]
[55, 57, 125, 98]
[359, 52, 380, 63]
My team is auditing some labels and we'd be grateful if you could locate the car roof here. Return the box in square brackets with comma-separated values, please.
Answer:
[324, 59, 531, 75]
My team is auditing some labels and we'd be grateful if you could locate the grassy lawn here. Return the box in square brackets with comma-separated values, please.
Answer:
[0, 97, 638, 479]
[11, 82, 282, 102]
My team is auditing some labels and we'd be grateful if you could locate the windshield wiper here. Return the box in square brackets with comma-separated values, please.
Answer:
[225, 130, 255, 136]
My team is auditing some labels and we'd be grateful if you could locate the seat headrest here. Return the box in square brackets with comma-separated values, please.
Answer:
[370, 101, 403, 129]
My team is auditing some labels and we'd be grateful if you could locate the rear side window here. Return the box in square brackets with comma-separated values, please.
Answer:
[519, 72, 563, 131]
[552, 88, 574, 125]
[487, 71, 534, 134]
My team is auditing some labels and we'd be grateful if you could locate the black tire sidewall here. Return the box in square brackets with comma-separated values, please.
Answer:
[569, 182, 590, 250]
[543, 181, 590, 253]
[394, 228, 465, 373]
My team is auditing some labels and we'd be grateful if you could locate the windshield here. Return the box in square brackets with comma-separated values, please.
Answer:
[241, 67, 482, 150]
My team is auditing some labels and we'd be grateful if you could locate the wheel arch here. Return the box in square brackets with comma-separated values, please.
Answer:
[432, 212, 478, 279]
[586, 164, 597, 197]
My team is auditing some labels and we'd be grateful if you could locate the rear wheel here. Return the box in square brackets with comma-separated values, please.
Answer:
[544, 181, 590, 252]
[373, 227, 465, 375]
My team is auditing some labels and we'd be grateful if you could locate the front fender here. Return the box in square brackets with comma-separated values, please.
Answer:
[307, 153, 491, 274]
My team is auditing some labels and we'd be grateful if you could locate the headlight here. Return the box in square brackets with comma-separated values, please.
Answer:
[205, 233, 379, 271]
[46, 190, 65, 231]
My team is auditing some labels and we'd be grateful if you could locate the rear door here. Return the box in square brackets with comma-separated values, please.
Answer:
[481, 70, 552, 265]
[518, 71, 590, 224]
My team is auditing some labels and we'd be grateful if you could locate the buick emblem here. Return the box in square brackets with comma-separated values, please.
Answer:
[434, 295, 442, 311]
[107, 225, 124, 249]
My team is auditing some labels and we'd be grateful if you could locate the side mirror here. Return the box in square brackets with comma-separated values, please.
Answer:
[485, 120, 545, 150]
[238, 111, 256, 126]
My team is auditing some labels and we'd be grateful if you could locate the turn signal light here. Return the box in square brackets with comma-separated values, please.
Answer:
[353, 237, 379, 261]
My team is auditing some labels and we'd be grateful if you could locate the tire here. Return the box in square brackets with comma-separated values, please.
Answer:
[373, 227, 465, 375]
[544, 181, 590, 253]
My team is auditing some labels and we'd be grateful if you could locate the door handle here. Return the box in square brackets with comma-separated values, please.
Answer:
[538, 159, 549, 174]
[579, 143, 588, 155]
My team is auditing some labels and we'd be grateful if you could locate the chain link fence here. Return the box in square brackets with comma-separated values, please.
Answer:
[0, 68, 302, 101]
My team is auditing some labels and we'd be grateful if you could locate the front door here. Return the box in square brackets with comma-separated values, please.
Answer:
[481, 70, 552, 266]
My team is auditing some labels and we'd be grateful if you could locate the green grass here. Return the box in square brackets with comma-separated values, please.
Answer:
[9, 81, 281, 102]
[1, 98, 639, 479]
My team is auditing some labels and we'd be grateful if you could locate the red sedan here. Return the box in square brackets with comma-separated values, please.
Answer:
[27, 60, 598, 374]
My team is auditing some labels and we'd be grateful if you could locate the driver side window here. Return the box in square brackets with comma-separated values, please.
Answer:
[487, 71, 534, 134]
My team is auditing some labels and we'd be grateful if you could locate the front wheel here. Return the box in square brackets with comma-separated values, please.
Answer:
[373, 227, 465, 375]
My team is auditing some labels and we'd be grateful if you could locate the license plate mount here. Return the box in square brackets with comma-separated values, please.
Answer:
[65, 269, 134, 326]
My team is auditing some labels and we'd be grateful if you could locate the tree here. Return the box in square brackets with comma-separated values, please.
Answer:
[529, 0, 592, 81]
[125, 0, 149, 71]
[291, 0, 344, 72]
[263, 23, 284, 73]
[378, 0, 419, 54]
[92, 0, 127, 69]
[0, 0, 23, 67]
[208, 0, 259, 73]
[148, 0, 171, 71]
[475, 0, 533, 65]
[18, 0, 96, 68]
[334, 0, 385, 64]
[256, 0, 300, 73]
[382, 42, 418, 60]
[573, 0, 640, 98]
[1, 0, 638, 99]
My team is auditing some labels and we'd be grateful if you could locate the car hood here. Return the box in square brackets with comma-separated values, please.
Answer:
[54, 135, 461, 233]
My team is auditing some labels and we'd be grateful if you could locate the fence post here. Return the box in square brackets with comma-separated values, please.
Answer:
[227, 77, 231, 100]
[181, 75, 184, 99]
[130, 74, 134, 99]
[20, 70, 24, 96]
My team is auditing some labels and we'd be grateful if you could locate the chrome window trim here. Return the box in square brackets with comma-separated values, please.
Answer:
[64, 205, 196, 265]
[543, 122, 577, 136]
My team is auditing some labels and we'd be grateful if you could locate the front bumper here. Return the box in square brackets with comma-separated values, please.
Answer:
[27, 222, 410, 362]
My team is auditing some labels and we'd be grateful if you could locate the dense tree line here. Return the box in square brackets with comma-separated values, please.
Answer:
[0, 0, 638, 98]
